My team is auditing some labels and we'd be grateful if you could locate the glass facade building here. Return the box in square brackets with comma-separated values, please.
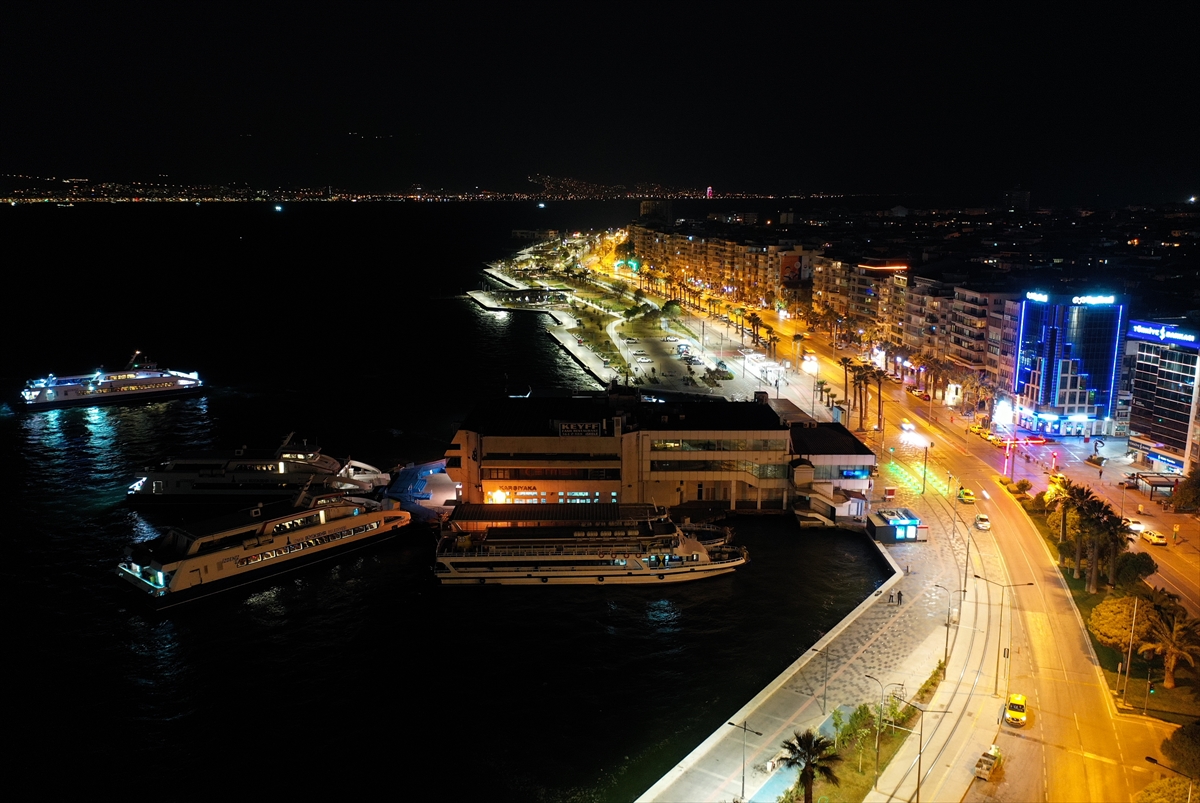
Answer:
[1126, 320, 1200, 474]
[1014, 291, 1124, 436]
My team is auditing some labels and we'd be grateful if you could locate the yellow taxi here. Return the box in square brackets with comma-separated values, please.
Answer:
[1004, 693, 1028, 727]
[957, 488, 976, 504]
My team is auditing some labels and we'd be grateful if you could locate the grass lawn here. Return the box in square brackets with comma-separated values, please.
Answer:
[803, 708, 928, 803]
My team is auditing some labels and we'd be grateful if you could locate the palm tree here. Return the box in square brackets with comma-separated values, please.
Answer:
[747, 312, 763, 346]
[1097, 507, 1134, 589]
[792, 332, 809, 367]
[838, 357, 854, 407]
[873, 367, 888, 431]
[854, 366, 869, 430]
[779, 729, 842, 803]
[1139, 609, 1200, 689]
[1079, 496, 1110, 593]
[1068, 483, 1098, 579]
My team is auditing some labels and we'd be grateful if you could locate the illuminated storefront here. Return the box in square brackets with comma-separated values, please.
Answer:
[1014, 291, 1124, 436]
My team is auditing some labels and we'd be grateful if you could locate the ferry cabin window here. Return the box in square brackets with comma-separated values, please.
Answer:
[272, 512, 321, 535]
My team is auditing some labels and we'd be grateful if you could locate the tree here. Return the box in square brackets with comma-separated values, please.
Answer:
[1162, 717, 1200, 779]
[792, 332, 809, 366]
[838, 357, 854, 406]
[1170, 471, 1200, 512]
[662, 300, 682, 320]
[1140, 609, 1200, 689]
[1135, 777, 1193, 803]
[1087, 595, 1154, 652]
[1114, 552, 1158, 588]
[778, 729, 842, 803]
[873, 368, 888, 431]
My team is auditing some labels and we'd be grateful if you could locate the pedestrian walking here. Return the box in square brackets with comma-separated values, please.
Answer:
[897, 590, 904, 606]
[888, 591, 895, 604]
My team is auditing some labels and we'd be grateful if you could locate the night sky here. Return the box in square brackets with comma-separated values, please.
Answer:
[4, 3, 1197, 204]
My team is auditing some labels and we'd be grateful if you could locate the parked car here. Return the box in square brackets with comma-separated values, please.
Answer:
[665, 336, 679, 342]
[636, 357, 652, 364]
[1140, 530, 1167, 545]
[633, 349, 647, 355]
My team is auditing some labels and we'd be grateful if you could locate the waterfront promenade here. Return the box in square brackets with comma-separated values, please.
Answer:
[471, 268, 835, 418]
[635, 474, 1009, 803]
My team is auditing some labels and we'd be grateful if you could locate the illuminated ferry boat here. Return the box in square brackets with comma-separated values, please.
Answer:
[21, 351, 202, 410]
[118, 489, 411, 608]
[127, 432, 392, 505]
[434, 505, 747, 585]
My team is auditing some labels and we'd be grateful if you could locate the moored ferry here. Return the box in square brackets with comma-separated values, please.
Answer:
[434, 503, 747, 585]
[118, 489, 411, 608]
[127, 432, 391, 505]
[21, 351, 202, 410]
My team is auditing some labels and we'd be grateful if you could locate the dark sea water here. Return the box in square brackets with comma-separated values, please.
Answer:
[2, 201, 887, 801]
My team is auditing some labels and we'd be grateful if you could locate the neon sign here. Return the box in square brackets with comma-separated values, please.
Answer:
[1071, 295, 1115, 305]
[1026, 292, 1048, 302]
[1129, 322, 1198, 344]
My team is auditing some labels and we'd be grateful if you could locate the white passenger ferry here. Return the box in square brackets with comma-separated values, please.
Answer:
[21, 351, 203, 410]
[434, 505, 747, 585]
[118, 489, 411, 608]
[127, 432, 391, 505]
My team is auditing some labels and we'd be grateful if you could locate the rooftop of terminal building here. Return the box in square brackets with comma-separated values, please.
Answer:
[790, 422, 878, 458]
[454, 391, 790, 438]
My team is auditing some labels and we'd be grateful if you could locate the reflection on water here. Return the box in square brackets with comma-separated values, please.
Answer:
[645, 598, 681, 631]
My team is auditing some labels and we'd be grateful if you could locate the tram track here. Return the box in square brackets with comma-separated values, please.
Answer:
[869, 438, 1003, 803]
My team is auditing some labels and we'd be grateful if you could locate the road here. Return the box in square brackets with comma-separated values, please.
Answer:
[586, 258, 1188, 801]
[866, 384, 1180, 803]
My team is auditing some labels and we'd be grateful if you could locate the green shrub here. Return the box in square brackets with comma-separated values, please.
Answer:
[1016, 479, 1032, 493]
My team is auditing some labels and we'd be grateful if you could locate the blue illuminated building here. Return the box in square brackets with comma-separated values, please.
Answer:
[1125, 319, 1200, 475]
[1014, 291, 1125, 437]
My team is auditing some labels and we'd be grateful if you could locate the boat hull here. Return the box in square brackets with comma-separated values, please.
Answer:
[24, 385, 204, 411]
[118, 524, 402, 610]
[434, 558, 745, 585]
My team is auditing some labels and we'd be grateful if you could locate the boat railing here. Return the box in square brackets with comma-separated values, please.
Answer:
[439, 543, 650, 559]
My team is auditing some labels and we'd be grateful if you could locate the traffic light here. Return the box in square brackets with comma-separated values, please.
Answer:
[889, 447, 895, 453]
[1052, 452, 1058, 459]
[1149, 682, 1156, 695]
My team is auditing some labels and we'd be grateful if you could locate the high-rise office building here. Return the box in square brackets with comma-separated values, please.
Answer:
[1014, 291, 1125, 436]
[1125, 319, 1200, 475]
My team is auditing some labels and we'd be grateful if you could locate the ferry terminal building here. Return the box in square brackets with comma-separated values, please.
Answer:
[444, 389, 872, 511]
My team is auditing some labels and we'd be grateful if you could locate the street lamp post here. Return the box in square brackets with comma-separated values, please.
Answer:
[974, 574, 1035, 696]
[1146, 757, 1195, 803]
[921, 442, 929, 494]
[908, 701, 952, 803]
[726, 720, 763, 803]
[864, 675, 905, 791]
[933, 584, 952, 677]
[812, 644, 830, 714]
